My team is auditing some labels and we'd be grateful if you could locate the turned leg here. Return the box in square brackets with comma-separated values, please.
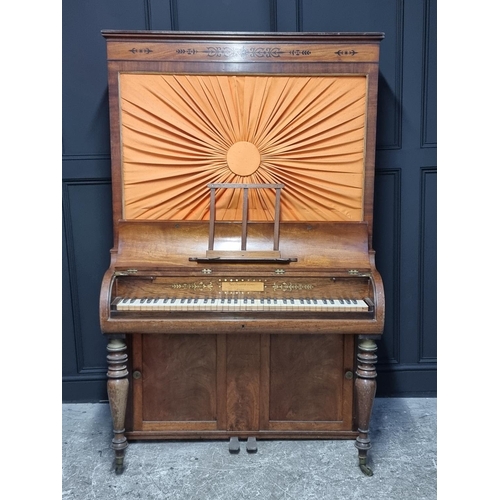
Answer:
[107, 338, 129, 473]
[354, 338, 378, 476]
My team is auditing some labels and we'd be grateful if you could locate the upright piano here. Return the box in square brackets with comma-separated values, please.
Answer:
[100, 30, 385, 475]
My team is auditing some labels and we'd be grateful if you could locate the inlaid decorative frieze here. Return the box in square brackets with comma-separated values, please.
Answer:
[171, 281, 214, 291]
[175, 46, 312, 58]
[272, 282, 314, 291]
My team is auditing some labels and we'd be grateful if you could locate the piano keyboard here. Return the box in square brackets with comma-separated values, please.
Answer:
[113, 297, 371, 313]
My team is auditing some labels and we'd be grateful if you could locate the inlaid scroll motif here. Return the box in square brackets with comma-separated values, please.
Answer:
[177, 46, 289, 58]
[272, 282, 314, 292]
[129, 48, 153, 54]
[175, 48, 198, 55]
[171, 281, 214, 291]
[289, 50, 312, 56]
[176, 46, 314, 58]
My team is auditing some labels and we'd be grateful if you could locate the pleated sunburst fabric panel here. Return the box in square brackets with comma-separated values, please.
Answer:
[119, 74, 367, 221]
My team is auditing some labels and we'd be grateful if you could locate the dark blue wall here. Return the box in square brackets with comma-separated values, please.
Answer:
[62, 0, 437, 401]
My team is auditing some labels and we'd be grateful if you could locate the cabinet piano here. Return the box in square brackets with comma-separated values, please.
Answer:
[99, 30, 385, 476]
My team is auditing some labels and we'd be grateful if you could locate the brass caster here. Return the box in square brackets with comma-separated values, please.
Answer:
[114, 457, 125, 475]
[360, 464, 373, 476]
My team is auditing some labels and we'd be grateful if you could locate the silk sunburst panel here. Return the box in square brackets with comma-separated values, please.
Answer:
[119, 73, 367, 222]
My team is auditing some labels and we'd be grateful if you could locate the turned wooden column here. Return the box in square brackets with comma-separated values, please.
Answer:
[107, 338, 129, 473]
[354, 338, 378, 476]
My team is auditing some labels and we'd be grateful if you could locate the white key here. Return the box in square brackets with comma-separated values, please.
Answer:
[128, 298, 142, 311]
[336, 299, 350, 312]
[352, 299, 369, 312]
[147, 298, 160, 311]
[116, 298, 128, 311]
[169, 298, 183, 312]
[247, 298, 258, 311]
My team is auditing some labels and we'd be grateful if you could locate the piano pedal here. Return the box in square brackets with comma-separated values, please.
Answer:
[229, 436, 240, 454]
[246, 437, 258, 453]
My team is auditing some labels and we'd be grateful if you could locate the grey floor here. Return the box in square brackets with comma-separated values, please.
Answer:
[62, 398, 436, 500]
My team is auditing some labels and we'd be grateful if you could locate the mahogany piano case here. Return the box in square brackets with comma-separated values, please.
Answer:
[99, 30, 385, 475]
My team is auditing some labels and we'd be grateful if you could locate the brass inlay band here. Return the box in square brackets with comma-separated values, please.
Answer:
[272, 282, 314, 291]
[107, 41, 381, 63]
[171, 281, 214, 290]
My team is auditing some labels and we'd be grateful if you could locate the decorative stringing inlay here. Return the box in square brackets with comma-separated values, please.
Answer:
[129, 48, 153, 54]
[171, 282, 214, 291]
[334, 49, 358, 56]
[175, 46, 309, 58]
[164, 47, 361, 59]
[272, 282, 314, 291]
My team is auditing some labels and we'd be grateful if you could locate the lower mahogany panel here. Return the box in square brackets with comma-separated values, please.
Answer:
[128, 333, 356, 436]
[269, 334, 348, 424]
[141, 334, 218, 422]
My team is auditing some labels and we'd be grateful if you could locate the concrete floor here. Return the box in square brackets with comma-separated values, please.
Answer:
[62, 398, 436, 500]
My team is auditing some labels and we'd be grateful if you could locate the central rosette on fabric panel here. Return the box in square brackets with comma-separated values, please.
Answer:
[119, 74, 368, 222]
[226, 141, 261, 177]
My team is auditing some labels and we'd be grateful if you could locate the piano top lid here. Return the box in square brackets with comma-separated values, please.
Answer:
[112, 220, 372, 271]
[101, 30, 385, 42]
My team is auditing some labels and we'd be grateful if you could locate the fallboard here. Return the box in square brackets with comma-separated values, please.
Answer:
[112, 273, 373, 299]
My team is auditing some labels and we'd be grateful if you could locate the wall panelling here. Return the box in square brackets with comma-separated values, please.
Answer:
[62, 0, 437, 400]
